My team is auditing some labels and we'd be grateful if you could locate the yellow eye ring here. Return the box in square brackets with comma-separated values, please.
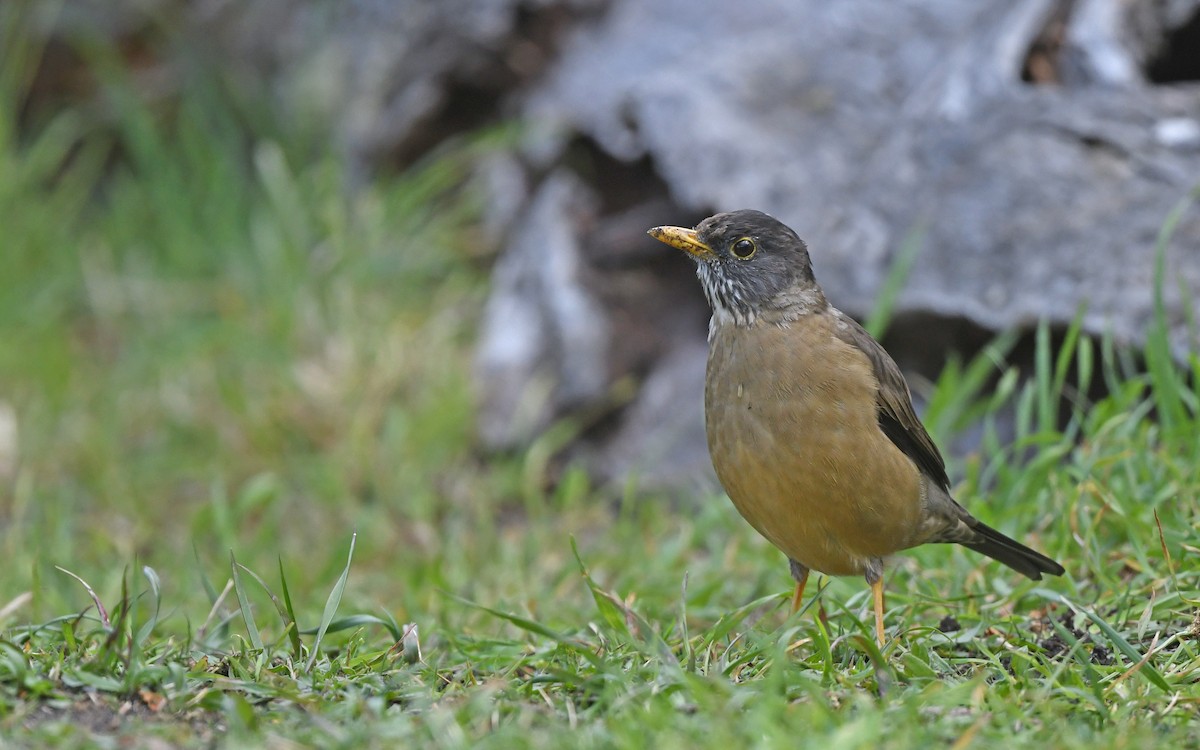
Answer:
[731, 237, 756, 259]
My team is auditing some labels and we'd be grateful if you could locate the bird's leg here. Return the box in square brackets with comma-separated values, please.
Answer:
[788, 558, 809, 615]
[864, 560, 886, 647]
[870, 578, 886, 648]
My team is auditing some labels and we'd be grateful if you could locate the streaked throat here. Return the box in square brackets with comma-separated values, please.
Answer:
[697, 263, 757, 331]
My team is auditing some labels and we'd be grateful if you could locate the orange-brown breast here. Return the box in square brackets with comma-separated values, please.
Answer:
[704, 314, 924, 576]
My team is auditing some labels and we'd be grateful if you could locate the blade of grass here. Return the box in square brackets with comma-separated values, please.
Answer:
[1147, 184, 1200, 435]
[133, 566, 162, 647]
[1082, 610, 1171, 692]
[194, 544, 219, 604]
[924, 330, 1020, 441]
[864, 225, 925, 339]
[1047, 617, 1106, 706]
[196, 578, 234, 645]
[305, 532, 356, 672]
[278, 557, 303, 659]
[1039, 591, 1170, 691]
[55, 566, 110, 630]
[679, 572, 694, 672]
[706, 591, 790, 647]
[300, 615, 404, 638]
[1052, 309, 1086, 417]
[1035, 319, 1055, 435]
[230, 553, 264, 651]
[233, 563, 292, 632]
[375, 609, 408, 644]
[570, 537, 631, 637]
[447, 592, 603, 669]
[104, 569, 131, 659]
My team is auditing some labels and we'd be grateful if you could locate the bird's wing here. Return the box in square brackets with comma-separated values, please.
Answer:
[831, 312, 950, 491]
[829, 312, 1063, 578]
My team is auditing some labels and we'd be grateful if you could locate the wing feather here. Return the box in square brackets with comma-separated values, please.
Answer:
[830, 313, 950, 491]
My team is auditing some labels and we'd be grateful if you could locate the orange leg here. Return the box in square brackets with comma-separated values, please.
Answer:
[870, 576, 886, 647]
[788, 559, 810, 615]
[790, 567, 810, 615]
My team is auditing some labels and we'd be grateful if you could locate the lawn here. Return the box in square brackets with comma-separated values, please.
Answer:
[1, 15, 1198, 749]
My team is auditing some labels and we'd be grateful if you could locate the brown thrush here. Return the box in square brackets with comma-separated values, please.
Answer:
[649, 209, 1064, 647]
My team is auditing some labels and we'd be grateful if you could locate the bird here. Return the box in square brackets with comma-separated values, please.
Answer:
[648, 209, 1064, 647]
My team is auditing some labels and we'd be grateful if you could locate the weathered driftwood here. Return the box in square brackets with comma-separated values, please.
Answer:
[476, 0, 1200, 486]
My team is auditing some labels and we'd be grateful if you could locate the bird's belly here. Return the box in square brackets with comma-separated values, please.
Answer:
[704, 325, 922, 577]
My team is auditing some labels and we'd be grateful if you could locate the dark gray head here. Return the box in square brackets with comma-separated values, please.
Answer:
[648, 209, 822, 325]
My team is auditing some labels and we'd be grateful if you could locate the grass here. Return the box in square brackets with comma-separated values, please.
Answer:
[2, 14, 1199, 749]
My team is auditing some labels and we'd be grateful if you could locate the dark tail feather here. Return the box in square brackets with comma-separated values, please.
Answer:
[960, 520, 1065, 580]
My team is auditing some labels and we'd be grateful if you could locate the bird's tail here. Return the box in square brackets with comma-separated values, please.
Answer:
[960, 520, 1065, 580]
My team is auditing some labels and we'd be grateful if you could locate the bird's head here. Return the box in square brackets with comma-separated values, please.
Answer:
[649, 209, 823, 326]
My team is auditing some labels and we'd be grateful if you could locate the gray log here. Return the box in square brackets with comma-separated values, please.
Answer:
[477, 0, 1200, 487]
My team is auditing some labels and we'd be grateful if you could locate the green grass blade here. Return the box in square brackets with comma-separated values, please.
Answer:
[374, 609, 407, 643]
[1147, 184, 1200, 435]
[1035, 319, 1055, 435]
[230, 553, 264, 651]
[447, 592, 603, 668]
[300, 615, 401, 637]
[864, 225, 925, 339]
[1046, 616, 1107, 715]
[305, 532, 356, 672]
[1075, 333, 1093, 407]
[133, 566, 162, 647]
[923, 330, 1020, 441]
[570, 536, 631, 636]
[1039, 591, 1170, 691]
[233, 563, 290, 628]
[102, 568, 131, 657]
[1053, 309, 1084, 406]
[194, 545, 220, 604]
[1080, 609, 1171, 692]
[705, 591, 789, 647]
[278, 558, 302, 659]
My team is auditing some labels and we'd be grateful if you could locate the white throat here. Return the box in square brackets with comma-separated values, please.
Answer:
[698, 264, 827, 338]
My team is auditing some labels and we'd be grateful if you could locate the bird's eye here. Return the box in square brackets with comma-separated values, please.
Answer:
[731, 237, 756, 259]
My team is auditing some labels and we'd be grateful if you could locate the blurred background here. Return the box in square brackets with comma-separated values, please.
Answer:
[2, 0, 1198, 622]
